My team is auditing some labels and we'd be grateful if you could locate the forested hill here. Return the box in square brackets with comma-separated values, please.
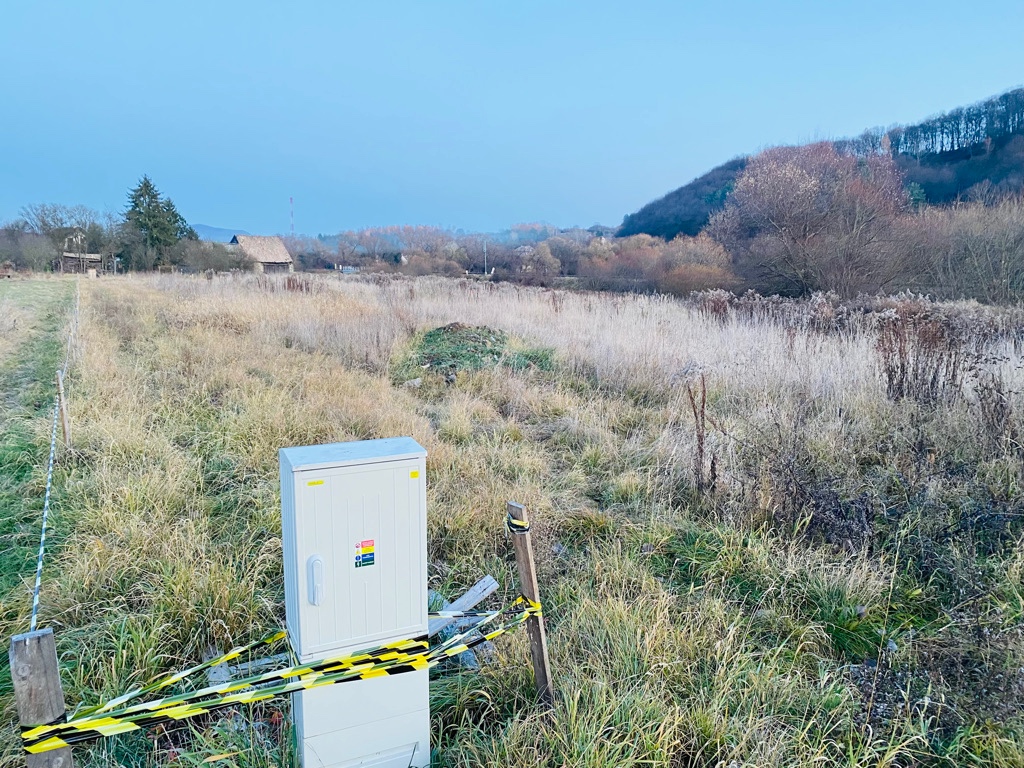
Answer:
[621, 86, 1024, 240]
[619, 158, 746, 240]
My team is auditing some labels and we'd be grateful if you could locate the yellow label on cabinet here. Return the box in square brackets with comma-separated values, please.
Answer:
[410, 471, 420, 479]
[307, 479, 324, 487]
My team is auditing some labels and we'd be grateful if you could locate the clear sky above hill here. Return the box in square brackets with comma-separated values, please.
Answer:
[2, 0, 1022, 236]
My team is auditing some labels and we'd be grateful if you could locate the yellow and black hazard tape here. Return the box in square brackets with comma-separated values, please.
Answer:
[74, 630, 291, 718]
[22, 597, 541, 754]
[75, 606, 510, 718]
[506, 510, 531, 534]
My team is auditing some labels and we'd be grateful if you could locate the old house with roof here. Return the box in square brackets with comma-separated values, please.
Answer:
[228, 235, 294, 274]
[58, 228, 112, 275]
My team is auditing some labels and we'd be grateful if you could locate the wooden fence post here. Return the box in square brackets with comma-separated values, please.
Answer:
[55, 372, 70, 448]
[507, 501, 554, 708]
[9, 628, 73, 768]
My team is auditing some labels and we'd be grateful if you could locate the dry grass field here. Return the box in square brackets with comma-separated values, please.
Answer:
[2, 273, 1024, 767]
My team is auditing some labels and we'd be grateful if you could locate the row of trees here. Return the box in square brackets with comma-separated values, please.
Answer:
[286, 223, 732, 295]
[5, 154, 1024, 303]
[835, 88, 1024, 159]
[888, 88, 1024, 158]
[0, 177, 249, 273]
[305, 140, 1024, 303]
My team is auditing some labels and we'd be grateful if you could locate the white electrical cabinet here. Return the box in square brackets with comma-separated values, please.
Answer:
[280, 437, 430, 768]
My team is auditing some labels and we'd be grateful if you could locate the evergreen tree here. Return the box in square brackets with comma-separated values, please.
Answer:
[122, 176, 196, 268]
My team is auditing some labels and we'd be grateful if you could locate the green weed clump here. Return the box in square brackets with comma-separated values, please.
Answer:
[393, 323, 554, 385]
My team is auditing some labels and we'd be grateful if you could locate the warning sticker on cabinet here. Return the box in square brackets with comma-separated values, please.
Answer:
[354, 539, 375, 568]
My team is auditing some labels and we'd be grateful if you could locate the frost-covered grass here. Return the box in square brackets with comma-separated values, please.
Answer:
[2, 273, 1022, 767]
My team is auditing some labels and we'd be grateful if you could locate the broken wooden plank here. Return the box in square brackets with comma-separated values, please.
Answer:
[428, 575, 499, 637]
[428, 575, 500, 669]
[207, 651, 293, 686]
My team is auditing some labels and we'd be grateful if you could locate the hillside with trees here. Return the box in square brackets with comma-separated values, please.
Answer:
[622, 87, 1024, 241]
[618, 158, 747, 240]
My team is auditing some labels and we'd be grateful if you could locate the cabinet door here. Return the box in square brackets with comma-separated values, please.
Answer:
[294, 460, 427, 658]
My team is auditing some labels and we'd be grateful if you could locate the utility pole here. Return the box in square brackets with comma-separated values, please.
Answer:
[290, 197, 295, 239]
[483, 241, 487, 276]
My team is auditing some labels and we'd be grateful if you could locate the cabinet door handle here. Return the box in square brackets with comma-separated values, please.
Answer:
[307, 555, 324, 606]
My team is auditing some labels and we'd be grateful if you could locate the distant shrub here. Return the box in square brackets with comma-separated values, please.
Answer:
[578, 232, 739, 295]
[660, 264, 737, 295]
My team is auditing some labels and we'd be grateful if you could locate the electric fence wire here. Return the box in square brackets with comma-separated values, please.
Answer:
[29, 282, 80, 632]
[29, 397, 61, 633]
[60, 282, 79, 379]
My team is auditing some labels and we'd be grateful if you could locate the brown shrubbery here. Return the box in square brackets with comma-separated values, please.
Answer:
[578, 233, 738, 294]
[313, 167, 1024, 305]
[709, 143, 909, 297]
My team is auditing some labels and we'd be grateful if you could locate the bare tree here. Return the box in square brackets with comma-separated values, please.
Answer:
[20, 203, 106, 256]
[20, 203, 98, 237]
[708, 143, 908, 296]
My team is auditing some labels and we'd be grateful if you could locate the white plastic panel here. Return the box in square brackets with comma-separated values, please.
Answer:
[295, 677, 430, 768]
[294, 668, 429, 739]
[282, 437, 426, 472]
[285, 457, 427, 660]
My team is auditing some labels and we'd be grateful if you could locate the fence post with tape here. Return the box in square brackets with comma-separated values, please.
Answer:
[9, 629, 73, 768]
[507, 501, 554, 708]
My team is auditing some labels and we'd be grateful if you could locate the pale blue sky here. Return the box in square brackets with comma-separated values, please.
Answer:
[1, 1, 1022, 235]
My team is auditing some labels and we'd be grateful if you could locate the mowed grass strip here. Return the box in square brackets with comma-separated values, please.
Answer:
[0, 279, 75, 613]
[0, 279, 76, 762]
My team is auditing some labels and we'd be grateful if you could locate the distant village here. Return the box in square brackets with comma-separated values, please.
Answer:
[57, 231, 298, 276]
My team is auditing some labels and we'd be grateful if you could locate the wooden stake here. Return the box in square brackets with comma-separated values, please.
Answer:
[507, 501, 554, 708]
[55, 371, 70, 448]
[9, 628, 74, 768]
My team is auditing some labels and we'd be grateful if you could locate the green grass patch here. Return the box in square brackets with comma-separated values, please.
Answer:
[0, 280, 73, 612]
[652, 523, 936, 661]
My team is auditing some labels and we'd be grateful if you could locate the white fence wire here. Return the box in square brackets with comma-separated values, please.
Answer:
[28, 282, 80, 631]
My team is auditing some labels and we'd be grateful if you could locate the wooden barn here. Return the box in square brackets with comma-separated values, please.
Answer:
[58, 252, 107, 274]
[58, 229, 112, 274]
[228, 235, 294, 274]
